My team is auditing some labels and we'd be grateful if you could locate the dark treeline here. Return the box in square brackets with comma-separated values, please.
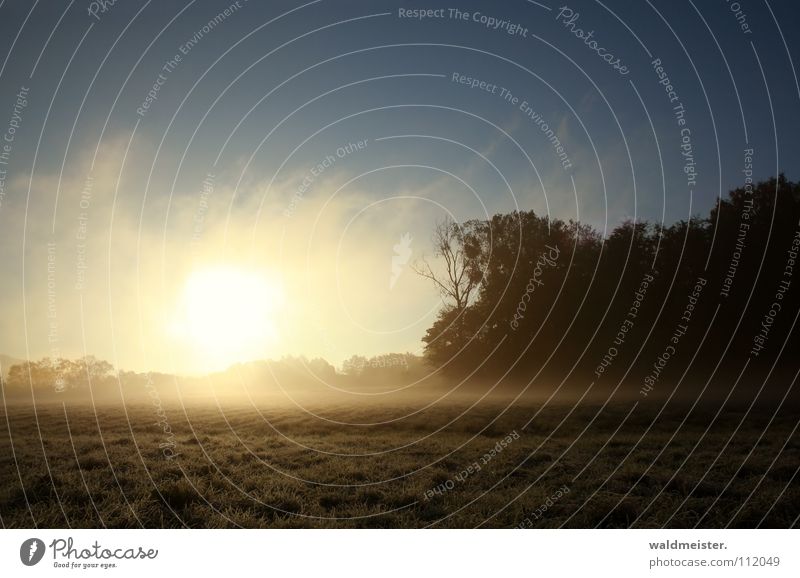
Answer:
[420, 175, 800, 399]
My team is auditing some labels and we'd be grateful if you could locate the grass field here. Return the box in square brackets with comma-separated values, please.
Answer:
[1, 399, 798, 528]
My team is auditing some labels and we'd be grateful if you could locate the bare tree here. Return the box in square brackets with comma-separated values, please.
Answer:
[412, 217, 481, 311]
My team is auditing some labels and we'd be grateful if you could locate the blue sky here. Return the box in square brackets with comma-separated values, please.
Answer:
[0, 0, 798, 373]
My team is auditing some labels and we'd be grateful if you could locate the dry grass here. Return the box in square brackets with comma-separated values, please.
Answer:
[0, 400, 797, 528]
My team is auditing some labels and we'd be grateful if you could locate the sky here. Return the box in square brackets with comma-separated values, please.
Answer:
[0, 0, 798, 374]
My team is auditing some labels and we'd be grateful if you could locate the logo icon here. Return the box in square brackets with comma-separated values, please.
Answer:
[20, 538, 45, 566]
[390, 232, 413, 289]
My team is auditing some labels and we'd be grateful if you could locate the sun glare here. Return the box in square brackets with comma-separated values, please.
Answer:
[170, 267, 285, 370]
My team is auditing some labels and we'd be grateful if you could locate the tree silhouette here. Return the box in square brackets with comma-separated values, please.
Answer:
[5, 356, 115, 395]
[412, 217, 483, 312]
[416, 176, 800, 391]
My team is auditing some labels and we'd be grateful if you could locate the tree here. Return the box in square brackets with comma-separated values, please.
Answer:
[342, 355, 368, 376]
[412, 217, 483, 312]
[5, 356, 116, 394]
[416, 177, 800, 383]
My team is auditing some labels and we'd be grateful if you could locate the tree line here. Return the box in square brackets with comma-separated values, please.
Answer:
[3, 175, 797, 401]
[416, 175, 800, 396]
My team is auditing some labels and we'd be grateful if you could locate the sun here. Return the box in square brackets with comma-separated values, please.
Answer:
[170, 267, 285, 370]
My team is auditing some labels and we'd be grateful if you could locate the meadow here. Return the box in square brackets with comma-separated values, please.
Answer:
[1, 397, 797, 529]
